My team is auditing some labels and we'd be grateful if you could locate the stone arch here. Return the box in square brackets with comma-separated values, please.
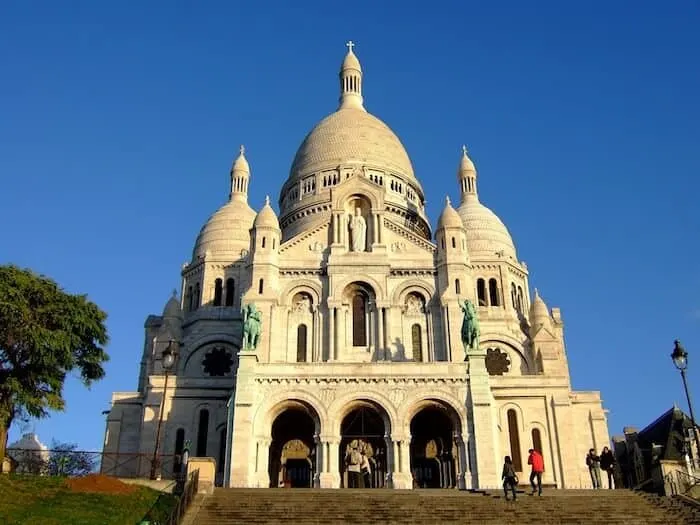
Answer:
[405, 398, 463, 489]
[391, 280, 436, 307]
[253, 391, 327, 438]
[331, 178, 384, 211]
[400, 395, 465, 437]
[332, 274, 385, 302]
[330, 391, 397, 437]
[265, 399, 322, 488]
[499, 402, 526, 433]
[279, 280, 323, 308]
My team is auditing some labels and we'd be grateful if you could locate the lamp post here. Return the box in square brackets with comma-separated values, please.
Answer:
[671, 340, 700, 466]
[150, 339, 178, 480]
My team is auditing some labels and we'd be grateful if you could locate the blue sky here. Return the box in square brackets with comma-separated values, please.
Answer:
[1, 1, 698, 451]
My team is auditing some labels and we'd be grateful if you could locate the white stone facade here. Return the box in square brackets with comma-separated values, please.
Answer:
[102, 44, 609, 490]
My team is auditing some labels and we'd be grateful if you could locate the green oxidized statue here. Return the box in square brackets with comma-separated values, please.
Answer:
[242, 303, 262, 350]
[459, 299, 480, 354]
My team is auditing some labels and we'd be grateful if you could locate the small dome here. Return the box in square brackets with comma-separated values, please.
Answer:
[458, 145, 476, 176]
[342, 48, 362, 72]
[192, 199, 256, 260]
[457, 195, 517, 260]
[162, 291, 183, 320]
[253, 196, 280, 229]
[232, 148, 250, 174]
[437, 196, 462, 230]
[530, 289, 550, 320]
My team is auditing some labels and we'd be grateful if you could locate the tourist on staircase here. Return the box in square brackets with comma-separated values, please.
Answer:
[360, 451, 372, 488]
[527, 448, 544, 496]
[501, 456, 518, 501]
[586, 449, 603, 489]
[600, 446, 616, 489]
[345, 445, 364, 488]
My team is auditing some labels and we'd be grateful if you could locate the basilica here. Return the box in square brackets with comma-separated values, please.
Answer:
[102, 44, 610, 490]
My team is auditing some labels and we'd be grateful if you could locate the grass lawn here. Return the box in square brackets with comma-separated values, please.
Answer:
[0, 474, 176, 525]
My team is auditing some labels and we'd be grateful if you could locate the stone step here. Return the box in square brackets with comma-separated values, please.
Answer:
[185, 489, 700, 525]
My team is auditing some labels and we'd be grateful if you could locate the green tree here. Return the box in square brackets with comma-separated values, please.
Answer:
[0, 265, 109, 466]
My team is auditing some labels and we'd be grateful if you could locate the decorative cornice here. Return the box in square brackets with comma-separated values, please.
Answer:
[255, 376, 466, 386]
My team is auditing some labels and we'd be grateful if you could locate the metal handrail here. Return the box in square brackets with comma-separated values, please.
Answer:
[166, 469, 200, 525]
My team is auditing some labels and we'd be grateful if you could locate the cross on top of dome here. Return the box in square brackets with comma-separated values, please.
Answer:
[346, 41, 355, 52]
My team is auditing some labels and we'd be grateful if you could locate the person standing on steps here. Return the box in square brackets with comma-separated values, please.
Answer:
[599, 446, 616, 489]
[360, 450, 372, 488]
[586, 448, 602, 489]
[501, 456, 518, 501]
[345, 445, 364, 488]
[527, 448, 544, 496]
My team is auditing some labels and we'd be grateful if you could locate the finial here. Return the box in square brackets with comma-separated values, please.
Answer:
[172, 289, 177, 297]
[445, 196, 451, 207]
[346, 40, 355, 52]
[462, 144, 468, 156]
[239, 144, 245, 155]
[265, 195, 270, 206]
[534, 288, 539, 297]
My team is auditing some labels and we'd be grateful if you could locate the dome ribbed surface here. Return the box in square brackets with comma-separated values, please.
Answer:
[192, 200, 256, 260]
[288, 108, 419, 188]
[457, 195, 517, 260]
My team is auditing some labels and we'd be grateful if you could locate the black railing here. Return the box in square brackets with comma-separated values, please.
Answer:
[5, 448, 181, 480]
[166, 469, 199, 525]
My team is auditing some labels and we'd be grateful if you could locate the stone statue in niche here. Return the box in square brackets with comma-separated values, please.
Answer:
[348, 207, 367, 252]
[293, 295, 312, 314]
[405, 294, 425, 315]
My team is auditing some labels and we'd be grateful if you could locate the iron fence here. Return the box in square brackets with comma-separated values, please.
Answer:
[5, 448, 183, 480]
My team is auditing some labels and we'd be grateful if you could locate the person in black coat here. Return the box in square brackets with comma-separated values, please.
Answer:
[599, 446, 616, 489]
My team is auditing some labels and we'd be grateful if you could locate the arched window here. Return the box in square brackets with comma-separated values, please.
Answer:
[507, 409, 522, 471]
[352, 292, 367, 347]
[477, 279, 487, 306]
[488, 278, 500, 307]
[174, 428, 185, 473]
[225, 278, 235, 307]
[262, 237, 266, 248]
[193, 283, 200, 310]
[511, 283, 517, 309]
[451, 237, 456, 248]
[455, 279, 461, 295]
[272, 238, 276, 249]
[186, 286, 193, 312]
[517, 286, 524, 313]
[411, 323, 422, 362]
[218, 428, 226, 474]
[532, 428, 543, 456]
[296, 324, 308, 362]
[213, 279, 223, 306]
[258, 278, 264, 294]
[197, 409, 209, 457]
[441, 237, 445, 250]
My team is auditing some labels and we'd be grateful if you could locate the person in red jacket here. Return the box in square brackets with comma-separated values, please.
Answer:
[527, 448, 544, 496]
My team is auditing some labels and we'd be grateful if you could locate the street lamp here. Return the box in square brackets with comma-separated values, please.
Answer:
[671, 340, 700, 466]
[150, 339, 178, 480]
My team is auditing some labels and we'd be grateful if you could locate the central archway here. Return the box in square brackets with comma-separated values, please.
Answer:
[409, 402, 460, 488]
[268, 403, 318, 488]
[339, 401, 388, 488]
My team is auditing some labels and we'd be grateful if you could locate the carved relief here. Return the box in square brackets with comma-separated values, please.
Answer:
[388, 388, 406, 406]
[320, 388, 336, 405]
[404, 293, 426, 315]
[309, 241, 324, 252]
[391, 241, 406, 253]
[292, 293, 312, 314]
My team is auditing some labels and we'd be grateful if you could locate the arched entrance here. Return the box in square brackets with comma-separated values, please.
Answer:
[410, 402, 460, 488]
[268, 404, 318, 488]
[339, 402, 388, 488]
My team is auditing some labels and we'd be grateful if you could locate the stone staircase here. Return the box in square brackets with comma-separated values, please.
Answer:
[185, 488, 700, 524]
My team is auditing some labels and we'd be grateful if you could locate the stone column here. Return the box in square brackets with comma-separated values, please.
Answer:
[319, 438, 341, 488]
[327, 306, 336, 362]
[253, 438, 271, 488]
[441, 305, 451, 361]
[313, 434, 321, 487]
[391, 434, 413, 489]
[311, 308, 319, 362]
[377, 306, 385, 360]
[454, 432, 468, 489]
[426, 308, 435, 362]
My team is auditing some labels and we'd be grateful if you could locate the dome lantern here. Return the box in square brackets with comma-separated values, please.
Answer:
[230, 145, 250, 203]
[339, 41, 365, 111]
[458, 145, 477, 203]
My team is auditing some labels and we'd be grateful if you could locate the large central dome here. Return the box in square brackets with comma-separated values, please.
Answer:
[289, 107, 417, 185]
